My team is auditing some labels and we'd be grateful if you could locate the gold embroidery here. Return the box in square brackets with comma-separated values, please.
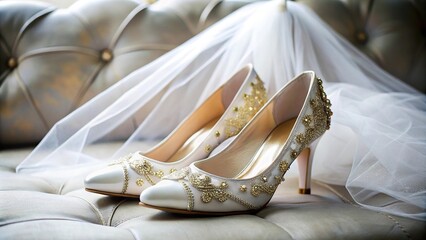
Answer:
[251, 181, 276, 197]
[290, 150, 298, 159]
[274, 175, 282, 184]
[225, 193, 256, 209]
[121, 162, 129, 194]
[188, 173, 256, 209]
[164, 167, 190, 180]
[215, 131, 221, 138]
[129, 158, 163, 185]
[109, 154, 131, 193]
[169, 168, 177, 174]
[317, 78, 333, 129]
[270, 77, 332, 194]
[156, 170, 164, 178]
[204, 145, 212, 153]
[189, 174, 228, 203]
[279, 161, 289, 173]
[302, 115, 312, 126]
[109, 153, 132, 166]
[179, 180, 194, 211]
[295, 133, 304, 145]
[292, 77, 332, 158]
[165, 166, 258, 209]
[136, 178, 144, 187]
[224, 76, 267, 138]
[269, 77, 332, 195]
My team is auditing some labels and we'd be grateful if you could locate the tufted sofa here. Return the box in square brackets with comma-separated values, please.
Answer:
[0, 0, 425, 239]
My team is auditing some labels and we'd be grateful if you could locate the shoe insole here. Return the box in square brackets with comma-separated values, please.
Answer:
[234, 118, 296, 179]
[167, 117, 219, 162]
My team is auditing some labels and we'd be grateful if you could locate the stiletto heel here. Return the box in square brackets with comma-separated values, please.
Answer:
[140, 71, 332, 215]
[297, 137, 320, 194]
[84, 64, 268, 198]
[297, 147, 312, 194]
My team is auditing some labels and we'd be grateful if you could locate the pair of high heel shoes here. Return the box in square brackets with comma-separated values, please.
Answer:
[85, 64, 332, 215]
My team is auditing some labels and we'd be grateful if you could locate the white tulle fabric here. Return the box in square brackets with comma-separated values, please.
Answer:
[17, 1, 425, 220]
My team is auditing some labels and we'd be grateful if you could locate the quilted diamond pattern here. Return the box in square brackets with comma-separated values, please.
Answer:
[0, 0, 256, 147]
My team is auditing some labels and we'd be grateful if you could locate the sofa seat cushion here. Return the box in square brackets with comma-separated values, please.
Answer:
[1, 145, 424, 239]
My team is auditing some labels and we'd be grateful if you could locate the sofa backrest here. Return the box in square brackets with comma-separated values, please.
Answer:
[0, 0, 424, 148]
[299, 0, 425, 91]
[0, 0, 260, 148]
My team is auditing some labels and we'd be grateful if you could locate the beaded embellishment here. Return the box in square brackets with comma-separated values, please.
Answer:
[110, 153, 168, 194]
[128, 157, 164, 185]
[109, 154, 132, 194]
[224, 76, 267, 138]
[188, 173, 257, 210]
[164, 168, 256, 210]
[293, 77, 332, 157]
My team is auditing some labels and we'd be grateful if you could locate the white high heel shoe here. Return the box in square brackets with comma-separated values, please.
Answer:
[84, 64, 268, 198]
[139, 71, 332, 214]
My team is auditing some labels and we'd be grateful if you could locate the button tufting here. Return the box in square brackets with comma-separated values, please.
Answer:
[356, 31, 367, 44]
[101, 49, 113, 62]
[7, 57, 17, 69]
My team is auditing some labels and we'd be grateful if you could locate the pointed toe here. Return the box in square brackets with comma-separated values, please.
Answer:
[140, 180, 188, 210]
[84, 165, 124, 194]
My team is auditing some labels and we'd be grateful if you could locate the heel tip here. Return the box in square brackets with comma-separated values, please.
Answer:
[298, 188, 311, 194]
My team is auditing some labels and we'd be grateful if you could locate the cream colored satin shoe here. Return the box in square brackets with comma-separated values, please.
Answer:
[84, 64, 268, 198]
[139, 71, 332, 214]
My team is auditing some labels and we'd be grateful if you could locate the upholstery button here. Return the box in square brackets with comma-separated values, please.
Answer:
[7, 57, 17, 69]
[101, 49, 113, 62]
[356, 31, 367, 44]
